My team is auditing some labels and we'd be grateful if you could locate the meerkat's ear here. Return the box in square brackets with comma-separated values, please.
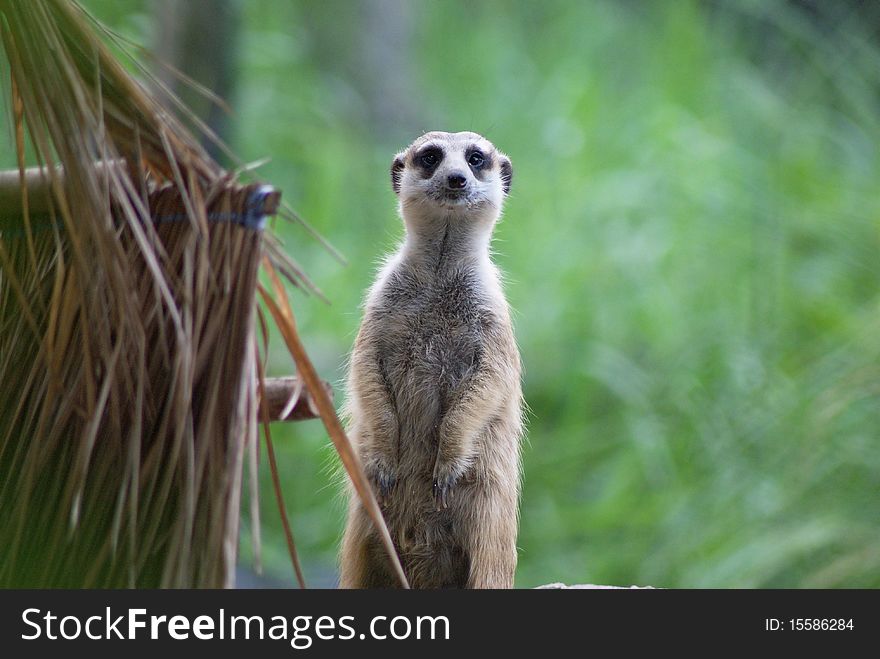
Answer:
[499, 155, 513, 195]
[391, 153, 406, 194]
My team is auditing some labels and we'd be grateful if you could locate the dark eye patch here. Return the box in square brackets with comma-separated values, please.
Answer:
[414, 146, 444, 176]
[466, 147, 495, 181]
[466, 149, 486, 169]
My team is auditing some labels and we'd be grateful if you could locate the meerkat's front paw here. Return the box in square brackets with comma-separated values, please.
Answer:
[364, 460, 397, 507]
[431, 460, 466, 511]
[431, 476, 453, 511]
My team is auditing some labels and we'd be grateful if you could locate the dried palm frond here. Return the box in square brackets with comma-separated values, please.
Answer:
[0, 0, 406, 588]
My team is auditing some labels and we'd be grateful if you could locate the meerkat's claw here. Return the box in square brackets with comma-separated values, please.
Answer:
[432, 476, 453, 510]
[365, 463, 397, 507]
[376, 472, 396, 506]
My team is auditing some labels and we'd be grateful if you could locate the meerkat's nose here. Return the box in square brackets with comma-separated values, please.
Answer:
[446, 173, 467, 189]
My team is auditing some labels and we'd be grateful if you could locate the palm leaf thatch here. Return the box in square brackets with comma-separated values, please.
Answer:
[0, 0, 406, 588]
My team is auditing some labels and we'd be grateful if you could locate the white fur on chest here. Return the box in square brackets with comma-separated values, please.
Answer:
[364, 248, 504, 453]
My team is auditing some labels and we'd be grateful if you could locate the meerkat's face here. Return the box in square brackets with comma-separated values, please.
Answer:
[391, 131, 512, 221]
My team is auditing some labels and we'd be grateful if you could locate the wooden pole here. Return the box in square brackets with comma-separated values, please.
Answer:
[259, 375, 330, 423]
[0, 165, 55, 215]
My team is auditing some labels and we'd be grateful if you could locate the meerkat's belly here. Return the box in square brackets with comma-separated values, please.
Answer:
[376, 284, 485, 468]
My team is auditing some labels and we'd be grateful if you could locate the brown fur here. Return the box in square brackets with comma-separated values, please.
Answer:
[340, 132, 523, 588]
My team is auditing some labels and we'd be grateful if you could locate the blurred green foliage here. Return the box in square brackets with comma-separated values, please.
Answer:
[14, 0, 880, 587]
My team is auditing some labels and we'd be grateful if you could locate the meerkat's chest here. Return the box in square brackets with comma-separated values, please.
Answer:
[374, 273, 488, 395]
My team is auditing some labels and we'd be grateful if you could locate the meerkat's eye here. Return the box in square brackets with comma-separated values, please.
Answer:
[420, 150, 441, 168]
[467, 151, 485, 168]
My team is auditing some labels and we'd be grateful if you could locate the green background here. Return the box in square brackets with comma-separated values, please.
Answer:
[10, 0, 880, 588]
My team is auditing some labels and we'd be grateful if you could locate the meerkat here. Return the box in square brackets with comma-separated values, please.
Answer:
[339, 131, 523, 589]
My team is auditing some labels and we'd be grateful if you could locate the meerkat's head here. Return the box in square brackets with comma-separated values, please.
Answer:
[391, 131, 512, 233]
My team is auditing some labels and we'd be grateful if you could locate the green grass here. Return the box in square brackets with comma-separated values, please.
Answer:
[12, 0, 880, 587]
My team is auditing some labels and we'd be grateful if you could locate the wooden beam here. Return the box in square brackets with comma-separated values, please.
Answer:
[259, 375, 331, 422]
[0, 165, 58, 215]
[0, 162, 131, 216]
